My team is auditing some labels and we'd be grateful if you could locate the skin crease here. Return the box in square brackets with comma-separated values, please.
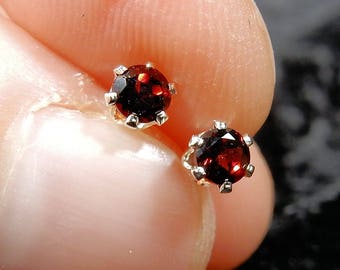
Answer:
[0, 1, 275, 269]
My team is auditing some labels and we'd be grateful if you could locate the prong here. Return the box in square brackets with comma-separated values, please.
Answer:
[191, 166, 206, 181]
[104, 92, 118, 106]
[125, 114, 140, 129]
[218, 181, 232, 193]
[182, 148, 194, 170]
[243, 134, 253, 147]
[145, 62, 154, 69]
[113, 65, 128, 76]
[245, 164, 255, 177]
[214, 120, 227, 130]
[168, 83, 177, 95]
[189, 135, 204, 148]
[155, 111, 168, 126]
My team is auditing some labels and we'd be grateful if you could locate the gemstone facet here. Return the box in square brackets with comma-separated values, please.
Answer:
[110, 65, 172, 124]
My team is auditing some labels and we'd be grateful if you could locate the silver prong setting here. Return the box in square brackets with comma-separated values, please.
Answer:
[125, 114, 140, 129]
[145, 62, 154, 69]
[182, 148, 194, 170]
[168, 83, 177, 95]
[214, 120, 227, 130]
[188, 135, 204, 148]
[106, 63, 176, 130]
[191, 166, 206, 181]
[246, 164, 255, 177]
[243, 134, 253, 147]
[182, 120, 256, 195]
[113, 65, 128, 76]
[104, 92, 118, 106]
[218, 181, 232, 193]
[155, 111, 169, 126]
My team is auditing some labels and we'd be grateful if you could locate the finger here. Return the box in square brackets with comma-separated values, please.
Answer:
[1, 0, 275, 147]
[0, 15, 215, 270]
[208, 145, 275, 269]
[0, 6, 275, 269]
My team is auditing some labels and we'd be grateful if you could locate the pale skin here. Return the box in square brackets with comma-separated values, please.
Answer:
[0, 0, 275, 269]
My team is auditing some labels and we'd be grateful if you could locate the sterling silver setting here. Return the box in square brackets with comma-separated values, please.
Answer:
[105, 62, 176, 130]
[182, 120, 255, 193]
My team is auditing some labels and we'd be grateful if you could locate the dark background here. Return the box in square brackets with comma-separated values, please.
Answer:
[239, 1, 340, 269]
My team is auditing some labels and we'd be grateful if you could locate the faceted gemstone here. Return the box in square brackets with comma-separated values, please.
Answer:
[195, 128, 250, 185]
[112, 65, 171, 123]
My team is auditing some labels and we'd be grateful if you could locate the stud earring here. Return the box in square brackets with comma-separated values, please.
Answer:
[104, 63, 176, 129]
[182, 120, 255, 193]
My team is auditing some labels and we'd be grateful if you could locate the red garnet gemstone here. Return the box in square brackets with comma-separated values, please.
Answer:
[112, 65, 171, 123]
[195, 128, 250, 185]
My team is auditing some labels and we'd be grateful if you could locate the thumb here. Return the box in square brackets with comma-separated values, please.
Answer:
[0, 13, 215, 270]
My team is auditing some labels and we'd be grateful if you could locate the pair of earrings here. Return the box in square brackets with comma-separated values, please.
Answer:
[104, 63, 254, 193]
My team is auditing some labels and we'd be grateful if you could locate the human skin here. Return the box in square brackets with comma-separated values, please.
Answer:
[0, 1, 275, 269]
